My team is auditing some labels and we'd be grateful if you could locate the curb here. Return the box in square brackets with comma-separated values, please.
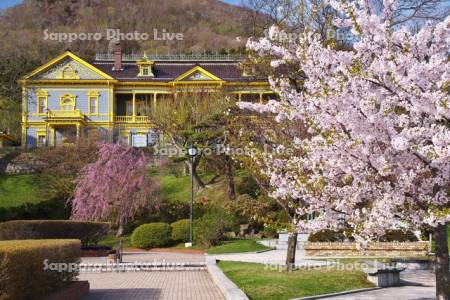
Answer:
[289, 287, 382, 300]
[206, 257, 249, 300]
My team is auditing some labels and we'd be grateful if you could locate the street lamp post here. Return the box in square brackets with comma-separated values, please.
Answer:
[186, 145, 198, 247]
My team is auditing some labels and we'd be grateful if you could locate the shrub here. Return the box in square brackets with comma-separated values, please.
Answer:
[380, 229, 419, 242]
[131, 223, 172, 249]
[194, 212, 237, 247]
[308, 228, 418, 242]
[0, 220, 110, 246]
[236, 176, 260, 198]
[0, 239, 80, 300]
[171, 219, 190, 242]
[0, 197, 70, 222]
[308, 229, 353, 242]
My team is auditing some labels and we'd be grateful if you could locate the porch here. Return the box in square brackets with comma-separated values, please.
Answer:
[114, 93, 157, 124]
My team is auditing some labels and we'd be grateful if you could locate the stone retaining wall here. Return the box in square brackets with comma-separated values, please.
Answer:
[304, 241, 429, 257]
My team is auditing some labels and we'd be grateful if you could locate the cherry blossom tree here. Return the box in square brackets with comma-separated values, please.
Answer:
[239, 0, 449, 297]
[71, 143, 161, 236]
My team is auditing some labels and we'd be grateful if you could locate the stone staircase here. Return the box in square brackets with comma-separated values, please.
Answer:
[79, 261, 207, 273]
[275, 232, 310, 250]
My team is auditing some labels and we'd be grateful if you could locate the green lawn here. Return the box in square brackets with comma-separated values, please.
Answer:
[447, 226, 450, 249]
[206, 239, 271, 254]
[160, 174, 191, 203]
[0, 175, 47, 208]
[217, 261, 374, 300]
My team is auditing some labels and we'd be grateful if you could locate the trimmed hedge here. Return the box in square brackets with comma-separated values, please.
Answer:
[380, 229, 419, 242]
[0, 197, 70, 222]
[308, 229, 351, 242]
[0, 220, 110, 246]
[131, 223, 172, 249]
[171, 219, 190, 242]
[0, 239, 80, 300]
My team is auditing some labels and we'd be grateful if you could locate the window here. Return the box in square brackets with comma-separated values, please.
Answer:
[38, 97, 46, 114]
[36, 90, 48, 114]
[88, 91, 99, 115]
[126, 101, 134, 116]
[241, 63, 254, 77]
[59, 94, 76, 111]
[126, 100, 145, 116]
[137, 55, 154, 77]
[37, 131, 47, 147]
[89, 97, 97, 114]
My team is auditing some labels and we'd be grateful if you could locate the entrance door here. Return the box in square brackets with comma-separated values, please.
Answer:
[55, 127, 77, 145]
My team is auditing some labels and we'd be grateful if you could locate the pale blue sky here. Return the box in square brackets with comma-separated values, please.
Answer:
[0, 0, 241, 9]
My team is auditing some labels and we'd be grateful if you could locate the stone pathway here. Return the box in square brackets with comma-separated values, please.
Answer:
[79, 252, 224, 300]
[323, 270, 435, 300]
[212, 249, 329, 267]
[80, 271, 224, 300]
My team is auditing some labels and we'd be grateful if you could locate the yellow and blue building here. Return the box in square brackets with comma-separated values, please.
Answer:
[19, 46, 273, 148]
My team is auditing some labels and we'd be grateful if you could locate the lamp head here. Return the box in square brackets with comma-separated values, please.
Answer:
[187, 146, 198, 157]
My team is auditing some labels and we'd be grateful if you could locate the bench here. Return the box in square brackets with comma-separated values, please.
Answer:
[364, 267, 405, 287]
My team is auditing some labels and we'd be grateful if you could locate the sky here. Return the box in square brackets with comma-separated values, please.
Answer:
[0, 0, 241, 9]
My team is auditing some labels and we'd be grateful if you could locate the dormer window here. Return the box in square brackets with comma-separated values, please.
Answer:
[240, 62, 255, 77]
[137, 53, 154, 77]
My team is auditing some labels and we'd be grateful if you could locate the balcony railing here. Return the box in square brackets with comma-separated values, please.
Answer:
[96, 53, 246, 62]
[114, 116, 150, 123]
[47, 110, 85, 120]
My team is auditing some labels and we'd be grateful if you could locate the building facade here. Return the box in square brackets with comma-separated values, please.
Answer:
[19, 47, 273, 148]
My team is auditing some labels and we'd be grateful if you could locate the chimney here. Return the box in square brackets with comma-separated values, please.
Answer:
[113, 42, 122, 71]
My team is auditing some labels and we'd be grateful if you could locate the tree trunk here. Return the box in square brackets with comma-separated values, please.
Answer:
[116, 222, 124, 237]
[185, 159, 205, 189]
[286, 231, 298, 271]
[225, 156, 236, 200]
[192, 168, 205, 188]
[434, 224, 449, 300]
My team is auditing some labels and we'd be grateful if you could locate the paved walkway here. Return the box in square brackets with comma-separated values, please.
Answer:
[80, 271, 224, 300]
[212, 249, 330, 267]
[79, 251, 224, 300]
[322, 270, 435, 300]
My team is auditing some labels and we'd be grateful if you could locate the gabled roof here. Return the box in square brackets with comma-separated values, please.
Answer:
[174, 65, 224, 82]
[21, 51, 115, 81]
[92, 61, 262, 82]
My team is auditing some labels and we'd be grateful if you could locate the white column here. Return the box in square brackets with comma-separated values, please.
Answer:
[132, 93, 136, 122]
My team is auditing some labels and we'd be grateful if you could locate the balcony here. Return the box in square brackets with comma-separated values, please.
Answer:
[46, 109, 86, 124]
[114, 116, 151, 123]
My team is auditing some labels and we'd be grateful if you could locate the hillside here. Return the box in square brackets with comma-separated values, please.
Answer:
[0, 0, 260, 57]
[0, 0, 267, 137]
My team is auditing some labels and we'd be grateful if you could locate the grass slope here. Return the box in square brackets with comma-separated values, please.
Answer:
[0, 175, 46, 208]
[206, 239, 270, 254]
[218, 261, 374, 300]
[448, 226, 450, 249]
